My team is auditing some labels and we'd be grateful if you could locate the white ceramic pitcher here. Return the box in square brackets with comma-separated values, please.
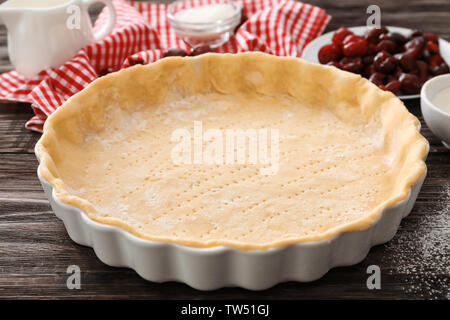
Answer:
[0, 0, 116, 79]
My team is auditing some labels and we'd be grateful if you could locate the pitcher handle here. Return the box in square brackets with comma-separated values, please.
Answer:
[82, 0, 117, 41]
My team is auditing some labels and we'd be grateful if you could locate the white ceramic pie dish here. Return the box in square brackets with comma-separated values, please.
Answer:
[35, 142, 428, 290]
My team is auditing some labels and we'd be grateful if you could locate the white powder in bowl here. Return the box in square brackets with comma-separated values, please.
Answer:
[175, 4, 237, 24]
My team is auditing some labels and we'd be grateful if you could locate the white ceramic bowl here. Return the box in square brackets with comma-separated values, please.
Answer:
[421, 74, 450, 148]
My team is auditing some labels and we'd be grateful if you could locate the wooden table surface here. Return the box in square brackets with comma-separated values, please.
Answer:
[0, 0, 449, 300]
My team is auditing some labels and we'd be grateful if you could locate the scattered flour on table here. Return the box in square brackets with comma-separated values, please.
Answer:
[383, 184, 450, 299]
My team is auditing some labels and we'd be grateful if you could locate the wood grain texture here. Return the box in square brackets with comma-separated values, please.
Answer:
[0, 0, 449, 300]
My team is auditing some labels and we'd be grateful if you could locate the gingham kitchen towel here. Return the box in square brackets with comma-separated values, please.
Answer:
[0, 0, 330, 132]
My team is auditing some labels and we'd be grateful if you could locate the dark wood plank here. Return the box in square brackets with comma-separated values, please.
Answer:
[0, 102, 40, 154]
[0, 104, 448, 300]
[0, 0, 449, 300]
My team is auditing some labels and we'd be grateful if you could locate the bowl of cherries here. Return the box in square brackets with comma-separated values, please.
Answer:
[302, 26, 450, 99]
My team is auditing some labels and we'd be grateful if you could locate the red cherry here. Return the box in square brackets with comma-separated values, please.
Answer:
[394, 67, 403, 78]
[378, 34, 393, 42]
[163, 48, 188, 57]
[191, 45, 212, 56]
[374, 51, 397, 73]
[409, 30, 423, 38]
[394, 53, 417, 72]
[383, 80, 402, 93]
[342, 36, 367, 57]
[422, 49, 432, 61]
[423, 32, 439, 44]
[364, 64, 377, 78]
[364, 27, 388, 43]
[342, 63, 363, 74]
[326, 61, 341, 69]
[343, 35, 360, 44]
[416, 60, 429, 83]
[318, 43, 342, 64]
[98, 68, 114, 76]
[429, 55, 445, 67]
[340, 57, 363, 73]
[340, 56, 361, 63]
[332, 26, 354, 45]
[399, 73, 421, 94]
[369, 72, 386, 86]
[389, 32, 407, 45]
[426, 41, 439, 54]
[387, 74, 397, 82]
[367, 43, 378, 55]
[362, 55, 375, 65]
[376, 40, 399, 54]
[430, 63, 450, 76]
[404, 37, 425, 58]
[405, 49, 421, 59]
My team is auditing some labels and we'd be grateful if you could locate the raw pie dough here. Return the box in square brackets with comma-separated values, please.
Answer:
[37, 53, 428, 250]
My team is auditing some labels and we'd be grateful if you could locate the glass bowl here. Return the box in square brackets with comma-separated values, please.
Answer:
[167, 0, 242, 49]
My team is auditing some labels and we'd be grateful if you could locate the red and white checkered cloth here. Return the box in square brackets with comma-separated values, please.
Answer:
[0, 0, 330, 132]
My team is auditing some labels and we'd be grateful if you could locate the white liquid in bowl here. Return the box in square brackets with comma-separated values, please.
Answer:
[432, 86, 450, 115]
